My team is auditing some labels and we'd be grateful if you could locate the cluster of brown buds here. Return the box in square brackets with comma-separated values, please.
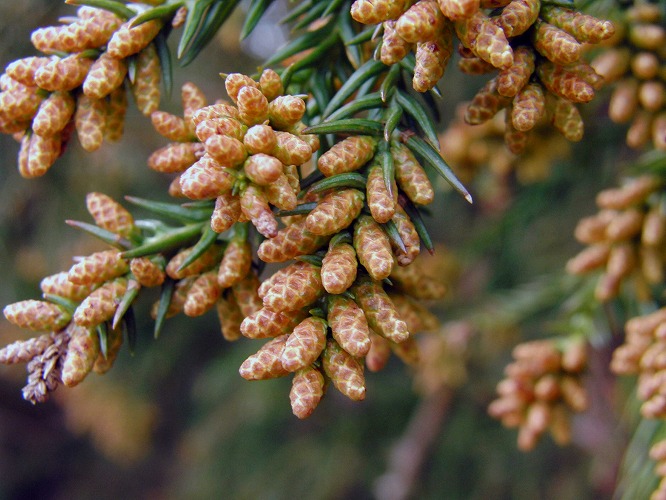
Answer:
[456, 4, 613, 152]
[0, 3, 173, 178]
[611, 308, 666, 419]
[440, 103, 571, 187]
[566, 175, 665, 302]
[238, 258, 444, 418]
[148, 74, 317, 238]
[351, 0, 614, 149]
[234, 130, 445, 416]
[488, 338, 588, 451]
[591, 2, 666, 150]
[0, 193, 142, 402]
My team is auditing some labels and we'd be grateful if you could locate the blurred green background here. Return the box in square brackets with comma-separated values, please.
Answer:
[0, 2, 636, 499]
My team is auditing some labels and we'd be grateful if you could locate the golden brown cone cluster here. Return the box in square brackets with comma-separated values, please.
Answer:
[0, 4, 168, 177]
[148, 75, 317, 239]
[440, 103, 571, 188]
[590, 3, 666, 150]
[238, 255, 445, 418]
[351, 0, 614, 152]
[488, 338, 588, 451]
[566, 175, 665, 302]
[456, 2, 614, 151]
[2, 195, 144, 401]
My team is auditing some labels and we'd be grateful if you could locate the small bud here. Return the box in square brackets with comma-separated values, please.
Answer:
[257, 218, 330, 263]
[290, 366, 325, 419]
[211, 191, 242, 233]
[4, 300, 71, 332]
[107, 19, 162, 59]
[321, 242, 358, 294]
[86, 192, 135, 238]
[68, 250, 129, 285]
[318, 136, 376, 176]
[305, 189, 365, 236]
[263, 261, 323, 312]
[75, 94, 106, 152]
[216, 293, 244, 341]
[381, 20, 412, 65]
[217, 239, 252, 288]
[32, 91, 76, 138]
[259, 69, 283, 101]
[131, 44, 161, 116]
[328, 295, 371, 357]
[184, 270, 221, 317]
[239, 335, 290, 380]
[354, 215, 393, 281]
[73, 278, 128, 327]
[322, 338, 366, 401]
[241, 184, 278, 238]
[180, 155, 235, 199]
[61, 325, 99, 387]
[130, 257, 165, 287]
[148, 142, 202, 173]
[353, 277, 409, 344]
[281, 317, 327, 372]
[83, 52, 128, 99]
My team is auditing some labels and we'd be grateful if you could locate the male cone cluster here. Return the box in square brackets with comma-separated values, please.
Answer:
[148, 74, 316, 238]
[566, 175, 665, 302]
[0, 3, 174, 177]
[1, 65, 447, 417]
[591, 2, 666, 150]
[352, 0, 614, 151]
[488, 338, 588, 451]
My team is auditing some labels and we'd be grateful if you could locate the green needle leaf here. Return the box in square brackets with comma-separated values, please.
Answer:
[344, 26, 375, 46]
[130, 2, 184, 27]
[42, 294, 78, 315]
[396, 90, 440, 150]
[380, 64, 400, 102]
[275, 202, 318, 217]
[124, 196, 213, 223]
[404, 134, 473, 204]
[179, 0, 241, 66]
[121, 222, 205, 259]
[302, 118, 383, 136]
[97, 322, 109, 359]
[307, 173, 368, 193]
[264, 23, 334, 68]
[112, 279, 141, 330]
[65, 0, 135, 19]
[241, 0, 274, 40]
[176, 225, 220, 273]
[154, 30, 173, 99]
[123, 306, 137, 355]
[379, 141, 395, 199]
[402, 199, 434, 254]
[177, 0, 215, 59]
[324, 92, 384, 123]
[323, 59, 387, 118]
[65, 220, 133, 249]
[382, 219, 407, 254]
[154, 278, 175, 339]
[296, 254, 324, 267]
[383, 99, 403, 142]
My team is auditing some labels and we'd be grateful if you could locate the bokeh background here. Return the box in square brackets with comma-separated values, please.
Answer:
[0, 2, 636, 498]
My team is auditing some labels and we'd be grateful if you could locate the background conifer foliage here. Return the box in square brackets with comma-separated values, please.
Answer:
[0, 0, 665, 498]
